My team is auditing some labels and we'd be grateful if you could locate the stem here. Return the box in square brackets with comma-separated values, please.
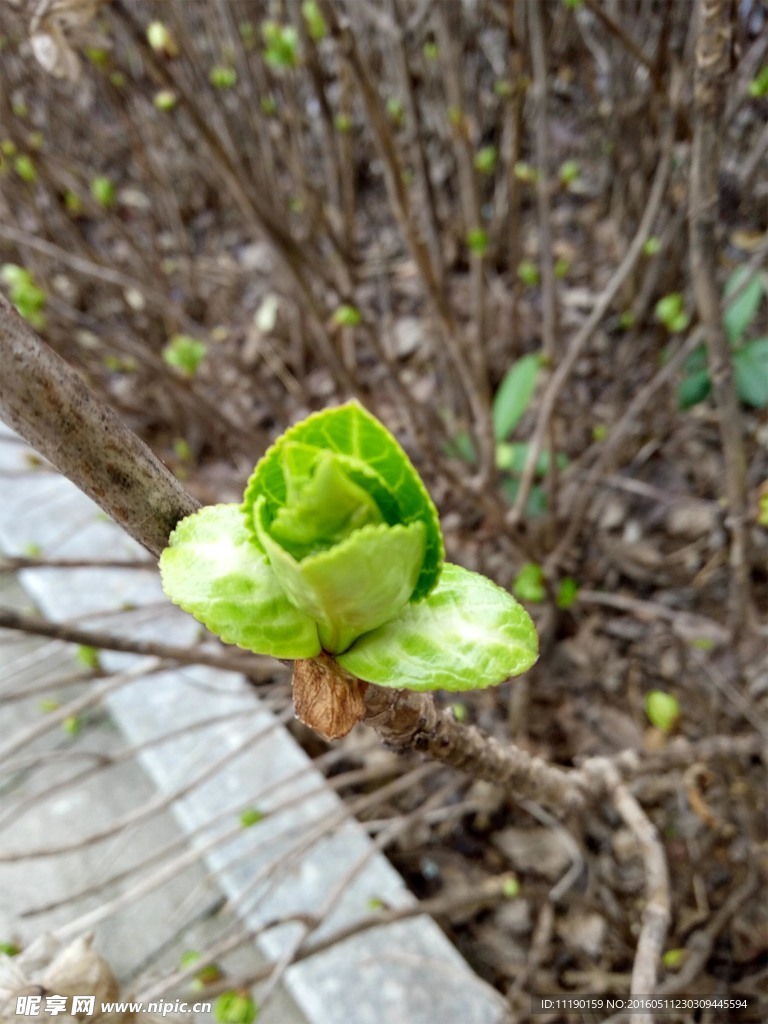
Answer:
[688, 0, 751, 631]
[0, 294, 198, 558]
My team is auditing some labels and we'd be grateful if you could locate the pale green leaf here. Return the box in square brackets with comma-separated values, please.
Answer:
[159, 504, 320, 659]
[723, 267, 765, 344]
[734, 339, 768, 407]
[493, 354, 541, 441]
[337, 564, 538, 691]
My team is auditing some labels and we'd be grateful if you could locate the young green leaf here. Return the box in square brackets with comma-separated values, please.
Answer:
[159, 504, 321, 659]
[723, 266, 765, 344]
[734, 339, 768, 407]
[492, 353, 541, 441]
[336, 564, 538, 692]
[678, 368, 712, 409]
[645, 690, 680, 733]
[512, 562, 546, 603]
[243, 401, 444, 602]
[163, 334, 207, 377]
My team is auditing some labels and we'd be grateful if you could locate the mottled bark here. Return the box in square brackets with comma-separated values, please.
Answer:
[363, 683, 585, 813]
[0, 293, 198, 558]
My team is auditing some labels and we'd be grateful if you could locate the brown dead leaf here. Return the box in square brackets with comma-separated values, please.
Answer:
[292, 654, 368, 741]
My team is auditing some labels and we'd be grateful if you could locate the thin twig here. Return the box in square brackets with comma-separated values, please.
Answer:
[590, 759, 670, 1023]
[0, 606, 276, 677]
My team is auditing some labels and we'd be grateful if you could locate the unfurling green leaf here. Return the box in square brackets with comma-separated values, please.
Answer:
[160, 505, 321, 659]
[161, 402, 538, 700]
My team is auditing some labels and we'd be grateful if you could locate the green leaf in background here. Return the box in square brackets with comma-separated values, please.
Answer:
[301, 0, 327, 41]
[500, 477, 548, 518]
[512, 562, 546, 603]
[159, 505, 321, 659]
[555, 577, 579, 610]
[495, 442, 567, 476]
[723, 266, 765, 344]
[163, 334, 207, 377]
[645, 690, 680, 733]
[734, 339, 768, 407]
[492, 354, 541, 441]
[336, 564, 538, 691]
[678, 368, 712, 409]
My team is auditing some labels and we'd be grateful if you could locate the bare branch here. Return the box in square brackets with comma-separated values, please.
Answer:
[0, 295, 199, 558]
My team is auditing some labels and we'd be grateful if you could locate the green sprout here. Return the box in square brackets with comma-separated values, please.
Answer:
[62, 715, 81, 736]
[0, 943, 20, 957]
[643, 236, 661, 256]
[467, 228, 489, 256]
[91, 175, 116, 208]
[554, 257, 570, 280]
[517, 259, 540, 287]
[147, 21, 178, 58]
[214, 992, 258, 1024]
[555, 577, 579, 610]
[262, 21, 299, 69]
[13, 154, 36, 183]
[423, 40, 439, 61]
[655, 292, 690, 334]
[301, 0, 327, 41]
[162, 335, 207, 377]
[160, 402, 538, 694]
[332, 304, 362, 327]
[209, 66, 237, 89]
[1, 264, 47, 328]
[77, 645, 100, 670]
[334, 113, 352, 133]
[513, 161, 538, 183]
[153, 89, 177, 111]
[238, 21, 257, 49]
[181, 951, 224, 990]
[239, 808, 264, 828]
[474, 146, 498, 175]
[502, 876, 520, 898]
[386, 96, 405, 126]
[558, 159, 580, 187]
[645, 690, 680, 734]
[748, 66, 768, 98]
[662, 948, 687, 970]
[513, 563, 546, 603]
[678, 267, 768, 409]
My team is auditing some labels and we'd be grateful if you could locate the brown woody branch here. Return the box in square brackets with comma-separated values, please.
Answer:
[688, 0, 752, 630]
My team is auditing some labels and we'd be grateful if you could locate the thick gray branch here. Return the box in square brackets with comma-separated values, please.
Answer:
[0, 294, 199, 558]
